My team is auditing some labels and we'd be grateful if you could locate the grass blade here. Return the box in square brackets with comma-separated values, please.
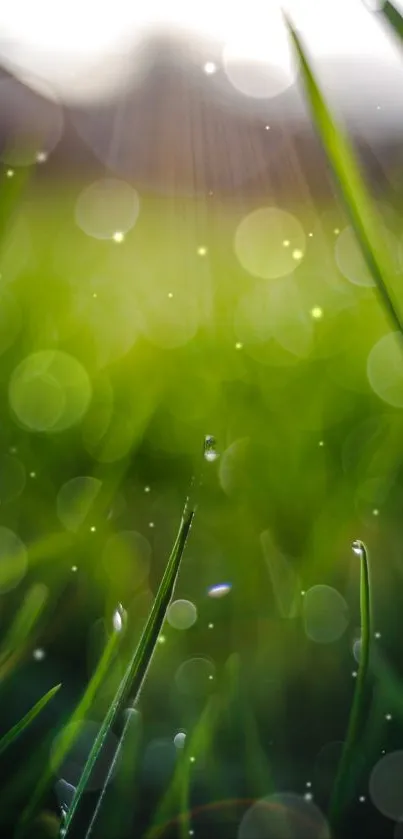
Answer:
[0, 683, 61, 757]
[283, 12, 403, 338]
[329, 540, 372, 827]
[0, 584, 49, 680]
[18, 623, 122, 833]
[61, 499, 195, 838]
[380, 1, 403, 40]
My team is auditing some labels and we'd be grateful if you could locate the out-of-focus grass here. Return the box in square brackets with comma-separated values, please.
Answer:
[0, 682, 60, 756]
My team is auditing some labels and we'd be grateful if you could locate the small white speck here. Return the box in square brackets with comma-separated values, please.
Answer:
[112, 231, 124, 243]
[190, 756, 196, 763]
[372, 508, 379, 516]
[197, 246, 207, 256]
[71, 565, 78, 572]
[381, 749, 386, 754]
[319, 440, 324, 447]
[304, 792, 313, 801]
[144, 486, 150, 493]
[29, 471, 36, 478]
[36, 151, 48, 163]
[92, 292, 98, 299]
[149, 522, 155, 529]
[334, 228, 340, 235]
[352, 671, 358, 678]
[375, 631, 381, 639]
[311, 306, 323, 320]
[6, 169, 14, 178]
[359, 795, 366, 803]
[189, 832, 194, 837]
[265, 125, 270, 130]
[235, 342, 243, 350]
[204, 62, 217, 75]
[90, 526, 96, 533]
[376, 105, 381, 110]
[168, 292, 173, 299]
[208, 675, 214, 680]
[308, 232, 313, 237]
[158, 635, 166, 644]
[306, 781, 312, 788]
[385, 713, 392, 721]
[208, 623, 214, 629]
[301, 590, 306, 596]
[292, 248, 303, 261]
[33, 648, 45, 661]
[283, 239, 290, 248]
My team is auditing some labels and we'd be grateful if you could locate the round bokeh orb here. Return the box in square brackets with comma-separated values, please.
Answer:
[9, 351, 92, 433]
[57, 476, 102, 532]
[234, 208, 306, 280]
[303, 585, 349, 644]
[367, 332, 403, 408]
[167, 599, 197, 630]
[0, 527, 27, 593]
[369, 751, 403, 820]
[75, 178, 140, 240]
[238, 792, 330, 839]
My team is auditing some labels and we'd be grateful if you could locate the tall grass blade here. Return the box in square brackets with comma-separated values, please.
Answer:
[283, 13, 403, 338]
[329, 540, 372, 827]
[61, 499, 195, 838]
[0, 584, 49, 679]
[381, 1, 403, 40]
[0, 683, 61, 757]
[19, 624, 122, 832]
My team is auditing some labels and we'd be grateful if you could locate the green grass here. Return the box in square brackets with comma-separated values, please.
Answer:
[0, 682, 61, 756]
[329, 540, 372, 827]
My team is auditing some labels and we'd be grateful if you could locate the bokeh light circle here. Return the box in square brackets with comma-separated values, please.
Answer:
[175, 657, 216, 697]
[303, 585, 349, 644]
[167, 599, 197, 630]
[238, 792, 330, 839]
[367, 332, 403, 407]
[75, 179, 140, 240]
[57, 476, 102, 532]
[0, 78, 63, 166]
[223, 14, 296, 100]
[0, 527, 27, 593]
[9, 351, 92, 433]
[369, 751, 403, 820]
[234, 208, 306, 279]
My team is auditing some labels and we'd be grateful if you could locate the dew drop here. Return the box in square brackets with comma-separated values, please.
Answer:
[207, 582, 232, 598]
[174, 731, 186, 749]
[33, 648, 45, 660]
[352, 539, 365, 558]
[112, 603, 126, 633]
[204, 435, 219, 462]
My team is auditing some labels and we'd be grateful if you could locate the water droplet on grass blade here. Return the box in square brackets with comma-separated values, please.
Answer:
[113, 604, 126, 633]
[352, 540, 365, 558]
[174, 731, 186, 749]
[204, 435, 219, 462]
[207, 583, 232, 598]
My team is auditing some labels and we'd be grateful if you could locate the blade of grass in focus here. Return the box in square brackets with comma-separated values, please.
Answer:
[61, 498, 195, 839]
[380, 1, 403, 40]
[18, 622, 123, 833]
[283, 12, 403, 339]
[329, 540, 372, 828]
[0, 683, 61, 757]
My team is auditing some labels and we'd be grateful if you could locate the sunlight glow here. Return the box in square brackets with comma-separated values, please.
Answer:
[0, 0, 402, 101]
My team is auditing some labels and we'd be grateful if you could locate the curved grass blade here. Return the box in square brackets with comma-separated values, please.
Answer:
[18, 624, 122, 833]
[380, 1, 403, 40]
[61, 500, 195, 838]
[0, 584, 49, 681]
[329, 540, 372, 827]
[283, 12, 403, 339]
[0, 683, 61, 757]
